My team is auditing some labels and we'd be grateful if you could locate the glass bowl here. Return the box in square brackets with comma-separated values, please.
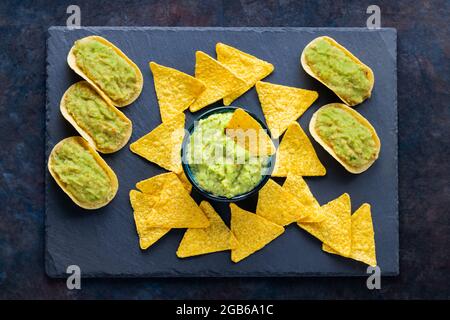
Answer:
[181, 106, 276, 202]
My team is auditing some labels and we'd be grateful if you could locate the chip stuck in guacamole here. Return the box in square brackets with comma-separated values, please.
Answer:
[185, 110, 271, 199]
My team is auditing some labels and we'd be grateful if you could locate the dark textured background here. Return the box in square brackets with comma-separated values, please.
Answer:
[0, 0, 448, 299]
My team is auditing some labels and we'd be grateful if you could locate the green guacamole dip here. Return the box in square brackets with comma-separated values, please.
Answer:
[73, 38, 138, 104]
[315, 106, 377, 168]
[64, 82, 130, 152]
[50, 139, 112, 204]
[186, 112, 269, 198]
[304, 38, 371, 105]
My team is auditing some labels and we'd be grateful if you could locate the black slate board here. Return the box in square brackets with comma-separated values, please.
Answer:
[46, 27, 397, 277]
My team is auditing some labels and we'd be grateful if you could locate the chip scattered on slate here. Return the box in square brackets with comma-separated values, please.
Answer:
[230, 203, 285, 263]
[177, 201, 238, 258]
[130, 189, 170, 250]
[189, 51, 246, 112]
[140, 176, 209, 228]
[322, 203, 377, 266]
[272, 121, 326, 177]
[299, 193, 352, 256]
[216, 43, 274, 105]
[150, 62, 206, 122]
[255, 81, 318, 139]
[176, 171, 193, 194]
[256, 179, 311, 226]
[130, 112, 185, 174]
[282, 174, 325, 222]
[132, 173, 194, 250]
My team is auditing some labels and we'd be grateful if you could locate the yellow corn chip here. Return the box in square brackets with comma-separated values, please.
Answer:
[230, 203, 284, 263]
[216, 43, 274, 105]
[130, 113, 185, 174]
[255, 81, 318, 138]
[225, 108, 275, 156]
[298, 193, 351, 256]
[272, 121, 326, 177]
[139, 228, 170, 250]
[176, 171, 192, 194]
[282, 174, 325, 222]
[150, 62, 205, 122]
[177, 201, 237, 258]
[129, 190, 170, 250]
[323, 203, 376, 266]
[132, 172, 192, 250]
[136, 172, 177, 194]
[141, 176, 209, 228]
[256, 179, 310, 226]
[189, 51, 246, 112]
[137, 172, 191, 194]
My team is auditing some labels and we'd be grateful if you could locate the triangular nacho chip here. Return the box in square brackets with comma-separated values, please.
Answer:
[225, 108, 275, 156]
[150, 62, 206, 122]
[133, 172, 192, 250]
[189, 51, 246, 112]
[298, 193, 351, 256]
[130, 113, 185, 174]
[136, 172, 178, 194]
[132, 176, 209, 228]
[230, 203, 284, 263]
[139, 228, 170, 250]
[282, 174, 325, 222]
[216, 43, 274, 105]
[129, 190, 170, 250]
[348, 203, 377, 266]
[137, 172, 191, 194]
[177, 201, 237, 258]
[255, 81, 318, 138]
[323, 203, 376, 266]
[272, 121, 326, 177]
[176, 171, 193, 194]
[256, 179, 310, 226]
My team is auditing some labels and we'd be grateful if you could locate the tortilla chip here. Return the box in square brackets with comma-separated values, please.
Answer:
[216, 43, 274, 105]
[137, 171, 191, 194]
[230, 203, 284, 263]
[150, 62, 206, 122]
[177, 201, 237, 258]
[132, 177, 209, 228]
[189, 51, 246, 112]
[256, 179, 310, 226]
[136, 172, 177, 194]
[298, 193, 351, 256]
[323, 203, 376, 266]
[133, 172, 191, 249]
[272, 121, 326, 177]
[177, 171, 192, 194]
[282, 174, 325, 222]
[139, 228, 170, 250]
[130, 113, 185, 174]
[255, 81, 318, 138]
[129, 190, 170, 250]
[225, 108, 275, 156]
